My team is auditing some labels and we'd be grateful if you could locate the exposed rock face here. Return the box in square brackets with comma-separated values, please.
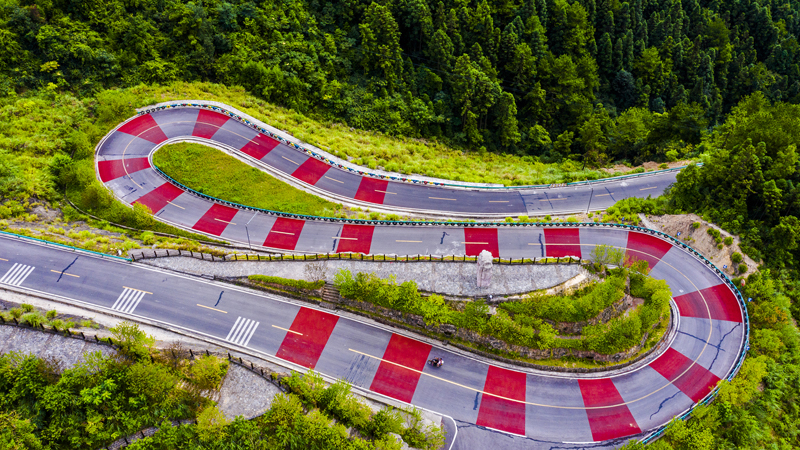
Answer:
[476, 250, 493, 288]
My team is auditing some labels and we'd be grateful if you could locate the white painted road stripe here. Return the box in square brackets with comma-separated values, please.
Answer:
[111, 287, 149, 314]
[0, 263, 35, 286]
[226, 316, 260, 346]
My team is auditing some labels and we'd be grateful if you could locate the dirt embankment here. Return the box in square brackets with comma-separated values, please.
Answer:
[638, 213, 759, 278]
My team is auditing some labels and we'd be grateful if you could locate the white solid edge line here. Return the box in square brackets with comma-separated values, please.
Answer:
[0, 231, 745, 384]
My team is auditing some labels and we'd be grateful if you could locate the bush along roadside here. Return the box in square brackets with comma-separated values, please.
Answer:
[331, 263, 672, 367]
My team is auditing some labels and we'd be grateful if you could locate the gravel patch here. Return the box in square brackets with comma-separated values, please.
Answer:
[216, 363, 281, 420]
[0, 326, 116, 369]
[139, 257, 585, 296]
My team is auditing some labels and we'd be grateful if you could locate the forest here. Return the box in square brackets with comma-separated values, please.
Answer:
[1, 0, 799, 164]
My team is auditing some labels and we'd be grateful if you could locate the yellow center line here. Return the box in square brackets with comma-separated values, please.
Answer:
[271, 231, 295, 235]
[272, 325, 303, 336]
[281, 156, 299, 165]
[462, 241, 489, 245]
[539, 198, 567, 201]
[334, 237, 358, 240]
[0, 257, 8, 261]
[595, 193, 613, 197]
[527, 243, 541, 245]
[375, 190, 396, 194]
[429, 197, 457, 201]
[167, 201, 185, 209]
[488, 200, 509, 203]
[396, 240, 422, 243]
[214, 218, 237, 225]
[325, 176, 344, 184]
[640, 186, 658, 191]
[123, 286, 153, 295]
[197, 304, 227, 313]
[51, 270, 80, 278]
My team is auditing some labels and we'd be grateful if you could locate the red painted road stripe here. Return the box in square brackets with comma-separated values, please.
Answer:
[336, 225, 375, 254]
[241, 133, 279, 159]
[133, 183, 184, 213]
[275, 307, 339, 369]
[240, 133, 280, 160]
[263, 217, 305, 250]
[191, 203, 239, 236]
[354, 178, 389, 204]
[649, 347, 721, 402]
[97, 157, 151, 182]
[192, 109, 230, 139]
[544, 228, 582, 258]
[464, 228, 499, 257]
[292, 157, 331, 185]
[625, 231, 672, 269]
[369, 334, 431, 403]
[117, 115, 168, 143]
[476, 366, 526, 435]
[673, 284, 742, 322]
[578, 378, 641, 441]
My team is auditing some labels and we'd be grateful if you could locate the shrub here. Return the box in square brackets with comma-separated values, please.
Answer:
[724, 236, 733, 246]
[738, 263, 748, 273]
[8, 308, 23, 319]
[590, 244, 626, 266]
[248, 275, 324, 290]
[692, 222, 701, 228]
[45, 310, 57, 320]
[20, 304, 34, 313]
[188, 355, 229, 392]
[731, 252, 743, 264]
[110, 321, 155, 360]
[21, 312, 45, 327]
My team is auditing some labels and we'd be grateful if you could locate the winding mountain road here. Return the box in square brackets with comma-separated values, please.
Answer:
[0, 104, 747, 449]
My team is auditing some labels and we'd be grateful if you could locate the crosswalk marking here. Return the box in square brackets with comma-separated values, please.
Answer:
[225, 316, 260, 347]
[111, 287, 149, 314]
[0, 264, 35, 286]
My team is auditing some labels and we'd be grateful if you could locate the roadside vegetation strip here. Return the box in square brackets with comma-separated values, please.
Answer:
[333, 264, 671, 364]
[152, 142, 343, 218]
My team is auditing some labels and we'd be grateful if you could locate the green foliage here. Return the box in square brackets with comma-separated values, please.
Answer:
[109, 321, 155, 361]
[0, 350, 199, 448]
[731, 252, 743, 264]
[278, 371, 441, 449]
[506, 270, 628, 322]
[336, 268, 667, 355]
[248, 275, 324, 291]
[187, 355, 229, 393]
[590, 244, 626, 266]
[153, 142, 340, 217]
[0, 411, 43, 450]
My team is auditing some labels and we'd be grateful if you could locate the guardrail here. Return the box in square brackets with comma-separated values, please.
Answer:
[0, 229, 132, 262]
[140, 102, 695, 190]
[130, 248, 581, 265]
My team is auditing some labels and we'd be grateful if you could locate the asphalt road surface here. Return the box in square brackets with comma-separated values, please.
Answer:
[0, 225, 746, 448]
[95, 106, 679, 219]
[21, 104, 745, 448]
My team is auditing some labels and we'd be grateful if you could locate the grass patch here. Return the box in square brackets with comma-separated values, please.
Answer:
[153, 142, 342, 216]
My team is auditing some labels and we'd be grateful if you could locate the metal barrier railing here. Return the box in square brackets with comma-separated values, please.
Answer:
[139, 102, 695, 190]
[0, 229, 132, 262]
